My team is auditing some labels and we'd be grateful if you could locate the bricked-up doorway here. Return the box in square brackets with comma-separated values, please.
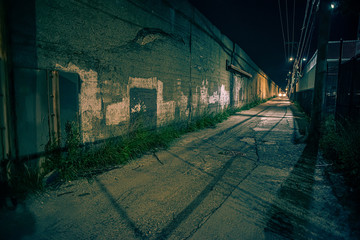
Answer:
[130, 88, 157, 130]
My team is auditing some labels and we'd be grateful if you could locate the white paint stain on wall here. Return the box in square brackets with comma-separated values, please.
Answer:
[55, 63, 101, 143]
[104, 77, 158, 127]
[233, 75, 245, 107]
[200, 80, 208, 105]
[219, 84, 230, 109]
[105, 77, 180, 128]
[50, 65, 227, 142]
[131, 101, 146, 113]
[129, 77, 158, 89]
[106, 99, 129, 125]
[208, 84, 230, 109]
[209, 92, 220, 104]
[103, 77, 160, 128]
[176, 79, 190, 119]
[157, 80, 176, 126]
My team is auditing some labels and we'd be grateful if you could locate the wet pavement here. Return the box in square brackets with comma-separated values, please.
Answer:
[0, 97, 355, 239]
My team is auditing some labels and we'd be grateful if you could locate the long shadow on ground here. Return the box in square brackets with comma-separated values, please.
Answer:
[0, 203, 36, 239]
[264, 142, 318, 240]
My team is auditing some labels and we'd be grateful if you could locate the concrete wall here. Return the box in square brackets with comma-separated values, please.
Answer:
[7, 0, 278, 159]
[0, 0, 13, 163]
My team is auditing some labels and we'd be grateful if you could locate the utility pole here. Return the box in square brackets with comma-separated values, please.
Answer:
[309, 0, 332, 144]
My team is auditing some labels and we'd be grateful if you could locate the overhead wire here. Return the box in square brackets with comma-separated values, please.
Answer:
[288, 0, 310, 95]
[292, 0, 295, 58]
[303, 0, 319, 63]
[285, 0, 290, 58]
[304, 16, 316, 61]
[296, 0, 311, 61]
[298, 0, 316, 62]
[278, 0, 288, 62]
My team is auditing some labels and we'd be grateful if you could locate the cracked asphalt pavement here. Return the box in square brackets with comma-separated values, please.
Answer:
[1, 97, 355, 239]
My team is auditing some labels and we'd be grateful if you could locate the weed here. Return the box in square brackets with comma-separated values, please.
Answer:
[238, 96, 270, 111]
[10, 164, 44, 196]
[320, 116, 360, 188]
[43, 97, 270, 181]
[1, 159, 43, 208]
[44, 121, 81, 180]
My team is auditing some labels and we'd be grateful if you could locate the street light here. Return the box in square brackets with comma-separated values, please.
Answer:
[330, 2, 338, 9]
[302, 57, 307, 61]
[289, 57, 294, 62]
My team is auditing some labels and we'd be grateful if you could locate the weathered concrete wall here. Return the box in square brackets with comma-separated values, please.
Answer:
[0, 0, 15, 163]
[9, 0, 278, 153]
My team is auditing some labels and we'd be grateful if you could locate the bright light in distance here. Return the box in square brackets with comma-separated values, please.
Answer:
[289, 57, 294, 62]
[302, 57, 307, 61]
[278, 92, 286, 97]
[330, 3, 335, 9]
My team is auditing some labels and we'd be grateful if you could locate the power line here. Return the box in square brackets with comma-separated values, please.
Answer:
[296, 0, 311, 60]
[297, 0, 312, 61]
[302, 0, 319, 61]
[305, 0, 320, 60]
[278, 0, 288, 61]
[304, 16, 316, 60]
[292, 0, 295, 58]
[285, 0, 290, 58]
[298, 0, 317, 62]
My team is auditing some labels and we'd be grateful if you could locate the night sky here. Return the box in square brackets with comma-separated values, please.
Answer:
[188, 0, 359, 89]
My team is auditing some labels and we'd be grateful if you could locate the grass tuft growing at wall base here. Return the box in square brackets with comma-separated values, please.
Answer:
[0, 97, 273, 203]
[42, 97, 272, 182]
[44, 110, 232, 180]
